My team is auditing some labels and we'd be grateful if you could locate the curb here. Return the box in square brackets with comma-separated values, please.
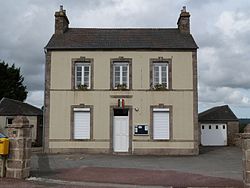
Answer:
[27, 177, 170, 188]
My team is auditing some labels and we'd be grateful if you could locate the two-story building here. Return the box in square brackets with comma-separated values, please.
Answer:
[44, 6, 198, 155]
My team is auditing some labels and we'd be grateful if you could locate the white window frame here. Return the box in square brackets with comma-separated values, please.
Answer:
[153, 63, 169, 88]
[73, 108, 91, 140]
[113, 62, 129, 89]
[75, 63, 91, 89]
[153, 108, 170, 140]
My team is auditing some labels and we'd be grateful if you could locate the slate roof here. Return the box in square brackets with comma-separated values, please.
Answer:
[0, 98, 42, 116]
[199, 105, 238, 122]
[45, 28, 198, 50]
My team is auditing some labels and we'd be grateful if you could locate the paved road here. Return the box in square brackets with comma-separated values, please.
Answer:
[1, 146, 243, 188]
[31, 146, 242, 180]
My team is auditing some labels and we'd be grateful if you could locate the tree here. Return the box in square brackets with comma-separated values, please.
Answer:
[0, 60, 28, 101]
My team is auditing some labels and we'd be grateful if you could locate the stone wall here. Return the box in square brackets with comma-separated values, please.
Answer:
[5, 116, 32, 179]
[228, 121, 240, 146]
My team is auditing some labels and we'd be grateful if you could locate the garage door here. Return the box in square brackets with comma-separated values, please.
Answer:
[201, 124, 227, 146]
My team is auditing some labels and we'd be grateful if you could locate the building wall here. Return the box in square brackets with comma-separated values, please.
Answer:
[227, 121, 239, 145]
[50, 51, 193, 90]
[47, 51, 197, 154]
[0, 115, 38, 143]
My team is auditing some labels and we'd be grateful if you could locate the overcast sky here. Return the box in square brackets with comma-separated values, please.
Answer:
[0, 0, 250, 118]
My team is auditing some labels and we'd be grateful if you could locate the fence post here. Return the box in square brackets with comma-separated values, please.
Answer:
[5, 116, 32, 179]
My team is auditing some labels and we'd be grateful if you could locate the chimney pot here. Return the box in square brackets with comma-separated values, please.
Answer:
[182, 6, 186, 12]
[177, 6, 190, 34]
[54, 6, 69, 34]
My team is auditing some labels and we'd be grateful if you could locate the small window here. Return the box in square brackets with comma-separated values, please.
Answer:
[6, 118, 14, 125]
[216, 125, 218, 129]
[209, 125, 211, 129]
[223, 125, 225, 129]
[202, 125, 204, 129]
[75, 62, 91, 89]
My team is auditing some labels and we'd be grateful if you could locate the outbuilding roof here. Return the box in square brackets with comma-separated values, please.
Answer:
[45, 28, 198, 50]
[0, 97, 42, 116]
[199, 105, 238, 122]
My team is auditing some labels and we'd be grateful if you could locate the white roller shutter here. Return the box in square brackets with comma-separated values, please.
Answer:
[74, 109, 90, 139]
[153, 108, 170, 140]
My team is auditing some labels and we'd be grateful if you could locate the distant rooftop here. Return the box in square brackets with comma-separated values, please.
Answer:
[0, 97, 42, 116]
[199, 105, 238, 122]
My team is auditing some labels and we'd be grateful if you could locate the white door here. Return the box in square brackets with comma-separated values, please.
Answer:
[201, 124, 227, 146]
[113, 116, 129, 152]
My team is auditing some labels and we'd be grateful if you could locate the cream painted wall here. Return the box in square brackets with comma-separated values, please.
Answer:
[133, 141, 194, 149]
[49, 50, 196, 150]
[0, 116, 7, 134]
[49, 90, 194, 141]
[50, 141, 109, 149]
[50, 51, 193, 90]
[0, 116, 38, 142]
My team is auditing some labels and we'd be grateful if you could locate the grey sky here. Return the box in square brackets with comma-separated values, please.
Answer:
[0, 0, 250, 117]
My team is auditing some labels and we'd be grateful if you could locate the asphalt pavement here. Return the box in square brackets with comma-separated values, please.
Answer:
[0, 146, 244, 187]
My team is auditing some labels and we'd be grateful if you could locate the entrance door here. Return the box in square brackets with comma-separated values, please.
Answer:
[113, 109, 129, 152]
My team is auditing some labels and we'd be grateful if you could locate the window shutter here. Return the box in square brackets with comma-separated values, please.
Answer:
[74, 110, 90, 139]
[153, 109, 170, 140]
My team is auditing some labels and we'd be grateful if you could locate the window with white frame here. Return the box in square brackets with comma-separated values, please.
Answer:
[153, 108, 170, 140]
[113, 62, 129, 89]
[75, 62, 91, 89]
[153, 63, 168, 89]
[73, 108, 90, 139]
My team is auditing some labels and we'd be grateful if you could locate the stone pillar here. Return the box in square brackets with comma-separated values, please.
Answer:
[242, 124, 250, 187]
[5, 116, 32, 179]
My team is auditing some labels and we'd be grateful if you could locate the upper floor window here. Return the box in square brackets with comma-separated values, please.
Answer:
[113, 62, 129, 89]
[111, 57, 132, 90]
[72, 57, 93, 90]
[153, 63, 168, 87]
[150, 58, 171, 90]
[75, 63, 91, 89]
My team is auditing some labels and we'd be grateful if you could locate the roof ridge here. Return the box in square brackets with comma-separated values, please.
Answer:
[1, 97, 23, 104]
[0, 97, 42, 112]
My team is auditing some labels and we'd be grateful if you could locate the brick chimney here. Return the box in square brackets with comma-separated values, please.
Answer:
[177, 6, 190, 34]
[54, 5, 69, 34]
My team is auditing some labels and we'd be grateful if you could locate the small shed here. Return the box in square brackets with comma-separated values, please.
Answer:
[199, 105, 239, 146]
[0, 97, 43, 146]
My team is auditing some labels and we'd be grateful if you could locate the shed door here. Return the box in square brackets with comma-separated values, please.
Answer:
[201, 124, 227, 146]
[113, 109, 129, 152]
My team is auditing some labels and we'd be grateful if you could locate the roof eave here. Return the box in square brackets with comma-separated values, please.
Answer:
[44, 47, 198, 51]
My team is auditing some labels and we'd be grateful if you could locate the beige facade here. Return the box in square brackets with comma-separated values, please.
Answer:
[46, 51, 198, 155]
[44, 6, 198, 155]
